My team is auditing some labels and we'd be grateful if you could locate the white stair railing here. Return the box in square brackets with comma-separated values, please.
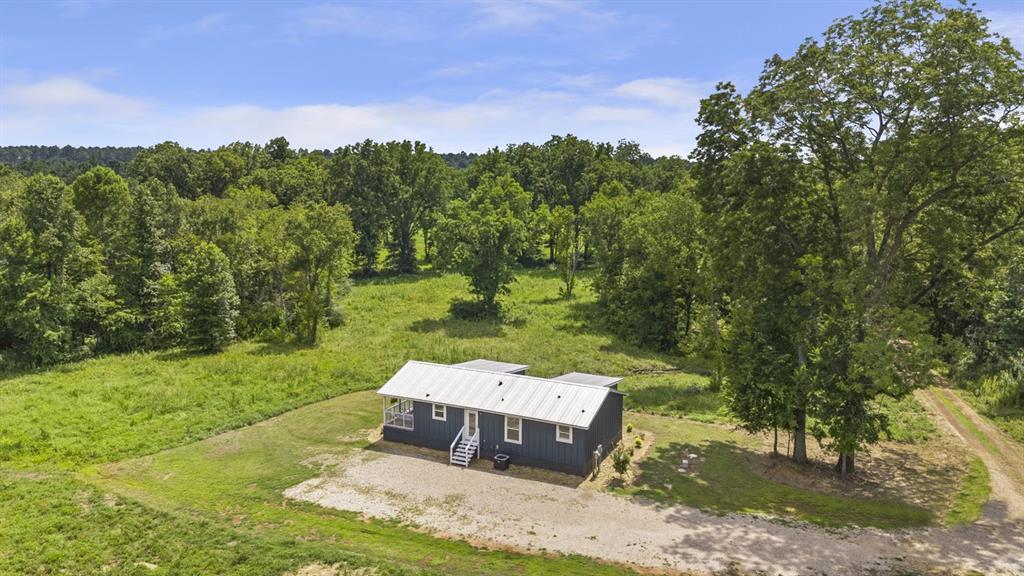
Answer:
[449, 427, 480, 466]
[449, 425, 466, 464]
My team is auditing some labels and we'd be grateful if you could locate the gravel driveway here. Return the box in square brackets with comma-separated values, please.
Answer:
[285, 445, 1024, 576]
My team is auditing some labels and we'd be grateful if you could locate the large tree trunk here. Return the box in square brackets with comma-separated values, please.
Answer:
[792, 410, 808, 464]
[397, 224, 416, 274]
[565, 220, 580, 298]
[835, 452, 855, 475]
[793, 343, 809, 464]
[710, 298, 723, 390]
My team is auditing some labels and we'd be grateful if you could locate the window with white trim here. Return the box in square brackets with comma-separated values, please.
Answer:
[432, 403, 446, 421]
[556, 424, 573, 444]
[504, 416, 522, 444]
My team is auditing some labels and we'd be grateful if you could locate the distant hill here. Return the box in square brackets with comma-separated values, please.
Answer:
[0, 145, 477, 181]
[0, 145, 142, 180]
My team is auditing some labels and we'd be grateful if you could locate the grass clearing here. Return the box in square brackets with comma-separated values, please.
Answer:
[0, 270, 686, 575]
[616, 413, 935, 529]
[0, 472, 400, 576]
[82, 390, 631, 576]
[0, 269, 972, 574]
[0, 270, 685, 468]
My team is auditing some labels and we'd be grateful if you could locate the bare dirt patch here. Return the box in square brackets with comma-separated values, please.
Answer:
[284, 563, 382, 576]
[286, 443, 1024, 576]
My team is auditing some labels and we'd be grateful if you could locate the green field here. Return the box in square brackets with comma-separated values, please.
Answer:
[0, 269, 969, 575]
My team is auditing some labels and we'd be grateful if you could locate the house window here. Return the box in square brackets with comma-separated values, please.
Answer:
[504, 416, 522, 444]
[432, 404, 446, 421]
[556, 425, 573, 444]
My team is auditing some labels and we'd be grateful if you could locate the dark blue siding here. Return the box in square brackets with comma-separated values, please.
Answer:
[382, 400, 464, 450]
[473, 412, 589, 475]
[381, 395, 622, 476]
[587, 392, 623, 469]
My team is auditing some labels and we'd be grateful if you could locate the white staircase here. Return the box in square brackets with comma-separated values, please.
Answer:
[449, 426, 480, 466]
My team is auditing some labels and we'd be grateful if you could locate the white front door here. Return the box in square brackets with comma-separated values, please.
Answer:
[464, 410, 478, 439]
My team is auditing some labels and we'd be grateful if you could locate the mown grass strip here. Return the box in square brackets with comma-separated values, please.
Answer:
[944, 457, 991, 525]
[934, 389, 1003, 458]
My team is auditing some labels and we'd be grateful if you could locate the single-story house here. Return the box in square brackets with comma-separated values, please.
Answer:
[378, 359, 624, 476]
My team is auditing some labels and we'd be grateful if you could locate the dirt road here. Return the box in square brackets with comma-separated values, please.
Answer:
[917, 387, 1024, 521]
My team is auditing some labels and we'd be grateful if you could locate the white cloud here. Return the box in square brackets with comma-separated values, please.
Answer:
[468, 0, 616, 33]
[282, 4, 426, 42]
[613, 77, 705, 109]
[1, 76, 146, 114]
[987, 10, 1024, 51]
[58, 0, 111, 19]
[0, 75, 704, 156]
[431, 61, 501, 79]
[144, 13, 233, 43]
[556, 73, 606, 89]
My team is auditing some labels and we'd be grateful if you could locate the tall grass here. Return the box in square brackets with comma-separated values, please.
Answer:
[0, 270, 692, 468]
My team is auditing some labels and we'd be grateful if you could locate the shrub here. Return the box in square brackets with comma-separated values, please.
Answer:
[634, 436, 643, 449]
[974, 353, 1024, 409]
[612, 447, 631, 476]
[626, 423, 633, 433]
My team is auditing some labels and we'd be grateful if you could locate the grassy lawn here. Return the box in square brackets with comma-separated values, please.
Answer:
[0, 270, 693, 470]
[0, 268, 966, 574]
[69, 391, 624, 576]
[0, 471, 404, 576]
[0, 269, 688, 575]
[616, 413, 935, 529]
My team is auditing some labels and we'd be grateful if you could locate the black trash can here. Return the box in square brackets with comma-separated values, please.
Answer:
[493, 453, 510, 470]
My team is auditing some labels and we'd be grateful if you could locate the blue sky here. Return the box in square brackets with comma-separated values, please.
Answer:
[1, 1, 1021, 155]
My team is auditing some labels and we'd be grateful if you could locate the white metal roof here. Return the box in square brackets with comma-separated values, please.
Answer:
[452, 358, 529, 373]
[552, 372, 623, 388]
[377, 361, 614, 429]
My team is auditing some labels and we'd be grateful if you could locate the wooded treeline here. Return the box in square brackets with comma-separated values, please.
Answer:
[0, 144, 479, 183]
[1, 0, 1020, 473]
[0, 135, 684, 365]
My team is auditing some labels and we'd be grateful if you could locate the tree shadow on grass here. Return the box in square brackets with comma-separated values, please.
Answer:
[153, 348, 208, 362]
[248, 339, 317, 356]
[408, 316, 505, 339]
[409, 298, 527, 339]
[625, 439, 742, 513]
[560, 299, 711, 374]
[350, 269, 442, 287]
[630, 438, 935, 528]
[624, 382, 725, 416]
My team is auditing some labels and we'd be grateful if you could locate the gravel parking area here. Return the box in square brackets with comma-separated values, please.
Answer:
[285, 442, 1024, 576]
